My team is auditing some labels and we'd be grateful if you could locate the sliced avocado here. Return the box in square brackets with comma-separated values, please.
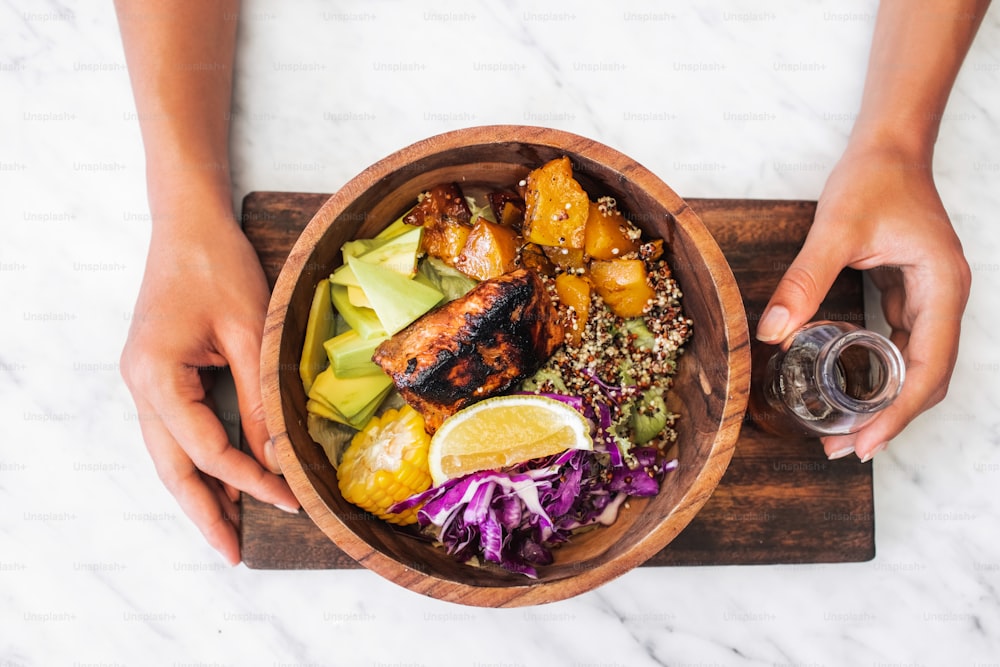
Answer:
[341, 237, 383, 261]
[347, 255, 443, 335]
[300, 278, 337, 394]
[330, 284, 386, 340]
[324, 329, 387, 378]
[332, 225, 424, 288]
[520, 366, 568, 394]
[330, 263, 360, 288]
[622, 318, 656, 352]
[416, 256, 478, 302]
[347, 284, 373, 309]
[356, 225, 423, 276]
[307, 384, 393, 431]
[306, 397, 347, 424]
[631, 388, 669, 444]
[308, 366, 393, 419]
[344, 383, 395, 429]
[375, 207, 417, 240]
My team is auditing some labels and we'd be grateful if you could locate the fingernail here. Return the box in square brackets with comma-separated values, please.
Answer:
[756, 305, 789, 343]
[274, 504, 299, 515]
[264, 440, 281, 474]
[859, 442, 888, 463]
[828, 446, 856, 460]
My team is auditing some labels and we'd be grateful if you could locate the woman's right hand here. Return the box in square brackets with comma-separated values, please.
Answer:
[757, 139, 971, 462]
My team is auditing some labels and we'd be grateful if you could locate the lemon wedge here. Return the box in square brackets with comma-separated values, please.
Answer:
[427, 395, 593, 487]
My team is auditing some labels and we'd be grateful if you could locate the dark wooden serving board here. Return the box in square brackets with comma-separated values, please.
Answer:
[239, 192, 874, 569]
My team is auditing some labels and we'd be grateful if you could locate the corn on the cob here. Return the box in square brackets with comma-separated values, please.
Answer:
[337, 405, 432, 525]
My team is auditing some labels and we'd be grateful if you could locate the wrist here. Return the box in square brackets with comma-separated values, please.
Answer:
[847, 113, 937, 163]
[144, 150, 236, 235]
[148, 201, 238, 241]
[843, 117, 936, 172]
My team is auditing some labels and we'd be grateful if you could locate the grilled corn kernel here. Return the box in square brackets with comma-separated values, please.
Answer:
[337, 405, 432, 525]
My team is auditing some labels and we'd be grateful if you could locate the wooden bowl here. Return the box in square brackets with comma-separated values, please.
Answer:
[261, 126, 749, 606]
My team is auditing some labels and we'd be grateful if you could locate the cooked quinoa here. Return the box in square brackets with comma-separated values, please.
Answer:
[528, 250, 693, 451]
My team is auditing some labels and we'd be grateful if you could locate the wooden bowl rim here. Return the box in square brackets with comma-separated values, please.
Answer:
[262, 125, 749, 606]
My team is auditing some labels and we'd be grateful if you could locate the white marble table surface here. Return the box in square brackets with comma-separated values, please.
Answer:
[3, 0, 999, 664]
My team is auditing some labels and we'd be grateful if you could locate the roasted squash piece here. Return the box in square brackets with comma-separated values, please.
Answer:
[589, 259, 655, 318]
[487, 191, 526, 230]
[543, 245, 588, 274]
[426, 220, 471, 266]
[584, 199, 640, 260]
[520, 243, 555, 276]
[404, 183, 472, 265]
[554, 273, 591, 346]
[523, 157, 589, 249]
[454, 217, 522, 281]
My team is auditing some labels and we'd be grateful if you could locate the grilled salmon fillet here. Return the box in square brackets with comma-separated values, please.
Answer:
[373, 268, 564, 432]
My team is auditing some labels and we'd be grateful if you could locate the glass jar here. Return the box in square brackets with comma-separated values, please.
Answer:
[748, 320, 905, 437]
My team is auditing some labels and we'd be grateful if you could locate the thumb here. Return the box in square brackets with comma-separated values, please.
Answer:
[757, 234, 847, 344]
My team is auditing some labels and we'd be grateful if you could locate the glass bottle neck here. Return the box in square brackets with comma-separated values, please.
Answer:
[815, 330, 905, 415]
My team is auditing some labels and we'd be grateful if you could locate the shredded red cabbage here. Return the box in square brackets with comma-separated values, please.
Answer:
[389, 445, 677, 578]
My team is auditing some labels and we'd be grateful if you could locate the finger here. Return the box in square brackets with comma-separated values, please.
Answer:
[757, 231, 848, 344]
[878, 279, 907, 330]
[222, 480, 241, 504]
[849, 343, 948, 461]
[821, 432, 858, 460]
[851, 285, 964, 461]
[134, 395, 241, 565]
[217, 326, 281, 475]
[888, 329, 910, 358]
[145, 362, 299, 510]
[205, 471, 241, 532]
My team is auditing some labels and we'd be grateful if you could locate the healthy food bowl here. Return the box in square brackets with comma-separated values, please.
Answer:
[261, 125, 749, 606]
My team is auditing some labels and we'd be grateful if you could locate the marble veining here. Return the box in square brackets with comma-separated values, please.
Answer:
[2, 0, 999, 664]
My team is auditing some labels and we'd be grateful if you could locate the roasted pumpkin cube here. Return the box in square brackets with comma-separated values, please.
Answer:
[403, 183, 472, 265]
[520, 243, 555, 276]
[425, 220, 471, 266]
[590, 259, 656, 318]
[404, 183, 471, 227]
[487, 191, 526, 230]
[454, 217, 522, 281]
[554, 273, 591, 346]
[543, 245, 588, 273]
[584, 199, 640, 260]
[523, 157, 589, 249]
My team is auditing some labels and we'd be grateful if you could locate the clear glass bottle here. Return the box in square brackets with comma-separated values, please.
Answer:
[748, 321, 905, 437]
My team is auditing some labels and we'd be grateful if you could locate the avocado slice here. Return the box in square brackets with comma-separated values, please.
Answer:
[300, 278, 338, 394]
[324, 329, 387, 378]
[375, 207, 417, 240]
[308, 366, 393, 420]
[356, 225, 423, 276]
[347, 285, 373, 309]
[330, 285, 386, 340]
[347, 255, 443, 335]
[631, 388, 670, 445]
[333, 225, 424, 287]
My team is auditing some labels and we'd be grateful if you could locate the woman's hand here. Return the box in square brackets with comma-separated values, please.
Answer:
[757, 0, 987, 461]
[120, 209, 299, 565]
[757, 140, 971, 461]
[114, 0, 300, 564]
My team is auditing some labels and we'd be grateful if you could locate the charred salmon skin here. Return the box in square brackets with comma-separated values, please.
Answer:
[373, 268, 564, 432]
